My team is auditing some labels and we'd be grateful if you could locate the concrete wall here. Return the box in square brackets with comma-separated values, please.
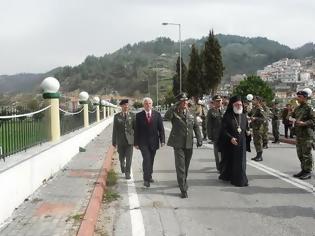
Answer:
[0, 118, 113, 226]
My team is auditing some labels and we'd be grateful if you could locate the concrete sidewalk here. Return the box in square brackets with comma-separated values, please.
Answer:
[0, 125, 113, 236]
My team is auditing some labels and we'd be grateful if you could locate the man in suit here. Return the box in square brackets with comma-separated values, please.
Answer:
[164, 93, 202, 198]
[112, 99, 135, 179]
[134, 97, 165, 187]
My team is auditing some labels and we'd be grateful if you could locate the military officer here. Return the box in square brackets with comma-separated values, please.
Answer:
[271, 100, 281, 143]
[291, 90, 315, 180]
[164, 93, 202, 198]
[112, 99, 135, 179]
[250, 96, 267, 161]
[207, 95, 224, 171]
[261, 100, 270, 149]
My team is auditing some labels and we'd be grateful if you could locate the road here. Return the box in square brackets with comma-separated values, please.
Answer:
[104, 121, 315, 236]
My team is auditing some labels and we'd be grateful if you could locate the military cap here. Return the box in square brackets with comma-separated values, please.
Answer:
[296, 90, 308, 98]
[212, 95, 222, 101]
[176, 92, 188, 101]
[119, 99, 129, 105]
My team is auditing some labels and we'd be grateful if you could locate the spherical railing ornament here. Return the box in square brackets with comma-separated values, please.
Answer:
[101, 99, 106, 106]
[246, 94, 253, 101]
[79, 91, 89, 104]
[41, 77, 60, 99]
[93, 96, 100, 105]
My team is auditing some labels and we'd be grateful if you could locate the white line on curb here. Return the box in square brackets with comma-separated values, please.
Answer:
[127, 168, 145, 236]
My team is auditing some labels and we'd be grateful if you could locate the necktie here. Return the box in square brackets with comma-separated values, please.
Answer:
[147, 112, 151, 123]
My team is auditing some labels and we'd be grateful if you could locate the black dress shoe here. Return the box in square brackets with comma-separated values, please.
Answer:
[143, 181, 150, 187]
[299, 172, 311, 180]
[293, 170, 304, 178]
[254, 157, 263, 162]
[125, 173, 131, 179]
[180, 191, 188, 198]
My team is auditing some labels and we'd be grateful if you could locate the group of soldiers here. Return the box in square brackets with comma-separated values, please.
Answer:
[204, 90, 314, 180]
[112, 89, 314, 199]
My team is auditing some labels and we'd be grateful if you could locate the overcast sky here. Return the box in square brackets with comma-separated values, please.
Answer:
[1, 0, 314, 75]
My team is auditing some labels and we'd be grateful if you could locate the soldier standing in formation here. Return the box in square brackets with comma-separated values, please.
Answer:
[112, 99, 135, 179]
[271, 101, 281, 143]
[250, 96, 267, 162]
[195, 99, 208, 140]
[261, 100, 270, 149]
[282, 103, 294, 138]
[206, 95, 224, 172]
[291, 90, 315, 180]
[164, 93, 203, 198]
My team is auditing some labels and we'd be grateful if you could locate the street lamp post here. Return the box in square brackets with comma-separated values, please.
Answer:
[162, 22, 182, 94]
[156, 70, 159, 107]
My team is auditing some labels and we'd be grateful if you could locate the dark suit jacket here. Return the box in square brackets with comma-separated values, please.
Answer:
[134, 110, 165, 150]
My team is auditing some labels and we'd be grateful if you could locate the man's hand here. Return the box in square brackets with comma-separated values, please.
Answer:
[231, 137, 238, 145]
[197, 141, 203, 147]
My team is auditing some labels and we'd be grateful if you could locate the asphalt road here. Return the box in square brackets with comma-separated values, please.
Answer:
[107, 121, 315, 236]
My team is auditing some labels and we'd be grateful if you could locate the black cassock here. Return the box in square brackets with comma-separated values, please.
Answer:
[218, 111, 249, 187]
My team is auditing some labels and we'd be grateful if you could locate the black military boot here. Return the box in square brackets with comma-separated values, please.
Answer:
[299, 171, 311, 180]
[293, 170, 304, 178]
[252, 151, 263, 161]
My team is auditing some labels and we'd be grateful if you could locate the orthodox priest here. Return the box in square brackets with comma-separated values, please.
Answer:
[218, 95, 249, 187]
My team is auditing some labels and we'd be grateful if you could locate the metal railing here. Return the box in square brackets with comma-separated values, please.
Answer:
[0, 106, 51, 160]
[88, 108, 97, 125]
[59, 107, 84, 135]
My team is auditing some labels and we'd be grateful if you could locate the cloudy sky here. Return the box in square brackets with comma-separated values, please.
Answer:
[1, 0, 314, 75]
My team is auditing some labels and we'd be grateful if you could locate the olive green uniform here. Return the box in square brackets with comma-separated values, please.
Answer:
[164, 105, 202, 193]
[291, 103, 315, 172]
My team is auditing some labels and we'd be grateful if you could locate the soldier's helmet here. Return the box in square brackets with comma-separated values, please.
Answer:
[302, 88, 312, 98]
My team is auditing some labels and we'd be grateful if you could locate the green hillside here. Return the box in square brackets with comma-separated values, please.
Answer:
[1, 35, 315, 97]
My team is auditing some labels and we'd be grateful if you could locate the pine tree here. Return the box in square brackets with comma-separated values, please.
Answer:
[186, 44, 203, 98]
[172, 56, 187, 97]
[203, 30, 224, 95]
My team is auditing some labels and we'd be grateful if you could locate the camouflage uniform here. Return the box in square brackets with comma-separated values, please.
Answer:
[291, 102, 315, 173]
[251, 104, 267, 160]
[262, 104, 270, 148]
[271, 105, 281, 142]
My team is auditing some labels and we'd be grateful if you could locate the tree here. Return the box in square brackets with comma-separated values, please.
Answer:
[233, 75, 274, 103]
[186, 44, 203, 98]
[172, 56, 187, 97]
[203, 30, 224, 95]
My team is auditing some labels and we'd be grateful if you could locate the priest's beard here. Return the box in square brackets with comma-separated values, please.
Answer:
[233, 107, 243, 114]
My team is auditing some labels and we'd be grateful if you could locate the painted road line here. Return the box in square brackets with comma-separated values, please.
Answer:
[202, 143, 315, 194]
[248, 161, 314, 194]
[127, 167, 145, 236]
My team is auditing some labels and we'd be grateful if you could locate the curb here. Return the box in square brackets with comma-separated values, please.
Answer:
[77, 145, 115, 236]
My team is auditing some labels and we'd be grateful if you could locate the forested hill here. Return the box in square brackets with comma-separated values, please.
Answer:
[2, 35, 315, 96]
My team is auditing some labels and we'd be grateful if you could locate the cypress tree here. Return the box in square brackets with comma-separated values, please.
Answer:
[186, 44, 203, 98]
[172, 56, 187, 97]
[203, 30, 224, 95]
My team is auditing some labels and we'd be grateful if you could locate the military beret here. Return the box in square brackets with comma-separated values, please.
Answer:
[175, 93, 188, 101]
[119, 99, 129, 105]
[297, 90, 308, 98]
[212, 95, 222, 101]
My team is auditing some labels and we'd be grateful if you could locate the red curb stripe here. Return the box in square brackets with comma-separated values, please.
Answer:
[77, 145, 115, 236]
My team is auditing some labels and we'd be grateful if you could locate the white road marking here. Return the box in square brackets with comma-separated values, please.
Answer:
[127, 168, 145, 236]
[202, 143, 315, 194]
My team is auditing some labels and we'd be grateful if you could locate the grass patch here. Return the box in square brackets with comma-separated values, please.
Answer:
[103, 190, 120, 203]
[106, 169, 117, 187]
[66, 213, 84, 223]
